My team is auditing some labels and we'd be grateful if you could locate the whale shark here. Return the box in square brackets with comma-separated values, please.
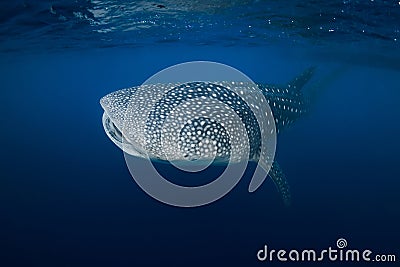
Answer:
[100, 67, 315, 205]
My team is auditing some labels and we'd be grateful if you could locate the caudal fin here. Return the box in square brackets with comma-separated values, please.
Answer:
[269, 161, 291, 206]
[306, 65, 348, 108]
[288, 66, 316, 91]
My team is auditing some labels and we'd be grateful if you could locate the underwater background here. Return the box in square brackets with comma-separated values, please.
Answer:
[0, 1, 399, 266]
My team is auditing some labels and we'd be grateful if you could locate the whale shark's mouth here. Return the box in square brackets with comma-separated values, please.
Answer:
[102, 111, 232, 165]
[103, 113, 123, 143]
[102, 112, 146, 158]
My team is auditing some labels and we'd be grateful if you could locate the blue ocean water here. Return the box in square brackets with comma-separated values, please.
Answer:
[1, 1, 399, 266]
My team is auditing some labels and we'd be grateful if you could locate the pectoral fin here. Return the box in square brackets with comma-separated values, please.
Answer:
[269, 161, 291, 206]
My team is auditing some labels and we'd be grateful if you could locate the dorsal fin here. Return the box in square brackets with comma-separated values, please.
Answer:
[288, 66, 316, 91]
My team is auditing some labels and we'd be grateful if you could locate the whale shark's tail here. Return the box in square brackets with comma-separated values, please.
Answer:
[258, 67, 317, 206]
[288, 66, 316, 91]
[268, 66, 347, 206]
[269, 161, 291, 206]
[305, 65, 348, 109]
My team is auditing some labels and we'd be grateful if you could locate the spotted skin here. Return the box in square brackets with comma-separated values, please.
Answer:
[100, 67, 315, 205]
[145, 82, 261, 160]
[178, 117, 231, 161]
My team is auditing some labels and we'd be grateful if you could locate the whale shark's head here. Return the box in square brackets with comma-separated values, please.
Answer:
[100, 81, 275, 165]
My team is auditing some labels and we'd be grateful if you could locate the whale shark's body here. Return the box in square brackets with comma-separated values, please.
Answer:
[100, 67, 315, 205]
